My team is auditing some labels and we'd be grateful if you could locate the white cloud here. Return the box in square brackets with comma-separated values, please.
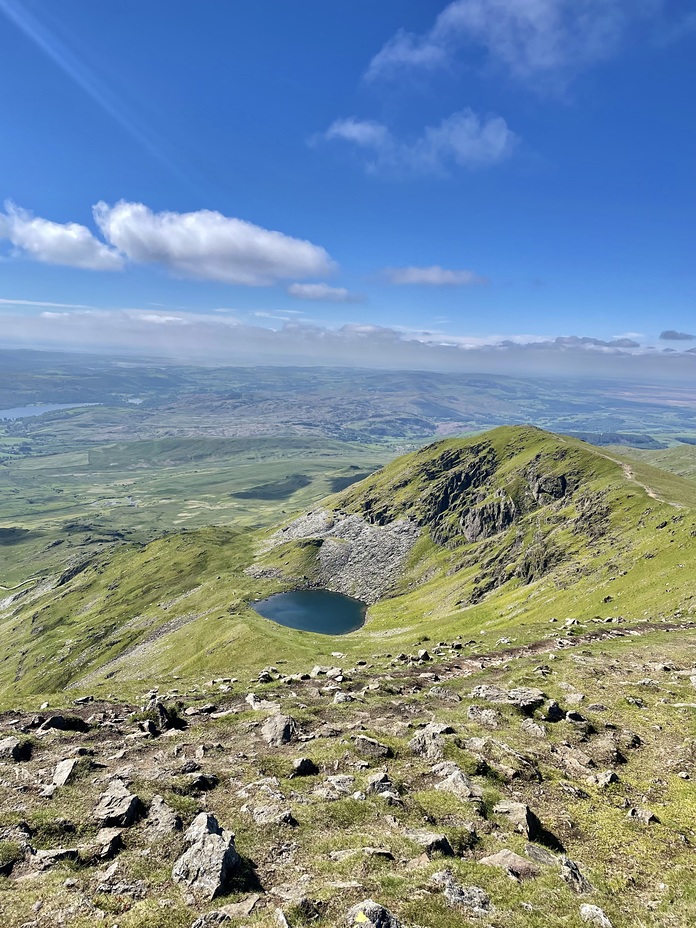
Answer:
[0, 202, 123, 270]
[384, 265, 487, 286]
[323, 108, 516, 176]
[324, 118, 390, 147]
[3, 305, 695, 380]
[366, 0, 666, 88]
[93, 200, 334, 285]
[288, 282, 364, 303]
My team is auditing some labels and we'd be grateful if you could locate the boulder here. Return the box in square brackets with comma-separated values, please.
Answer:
[261, 715, 298, 746]
[435, 767, 482, 802]
[53, 758, 79, 788]
[405, 829, 454, 857]
[354, 735, 392, 759]
[479, 849, 539, 880]
[292, 757, 319, 776]
[473, 685, 546, 713]
[409, 722, 453, 760]
[580, 904, 613, 927]
[172, 813, 240, 900]
[0, 736, 32, 761]
[252, 806, 298, 827]
[467, 705, 500, 728]
[493, 800, 541, 839]
[431, 870, 491, 914]
[561, 857, 593, 894]
[93, 779, 143, 827]
[190, 913, 230, 928]
[345, 899, 402, 927]
[80, 827, 124, 861]
[39, 714, 90, 733]
[146, 795, 182, 833]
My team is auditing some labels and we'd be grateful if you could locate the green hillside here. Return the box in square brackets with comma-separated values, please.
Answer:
[1, 426, 695, 705]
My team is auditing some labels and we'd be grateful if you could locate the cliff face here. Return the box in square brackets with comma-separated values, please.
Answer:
[257, 428, 613, 605]
[337, 428, 582, 547]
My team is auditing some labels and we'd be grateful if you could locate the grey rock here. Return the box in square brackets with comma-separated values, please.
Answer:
[93, 779, 142, 827]
[467, 704, 500, 728]
[435, 768, 482, 802]
[521, 718, 547, 738]
[493, 800, 541, 840]
[252, 806, 298, 827]
[431, 869, 491, 914]
[580, 904, 613, 927]
[544, 700, 566, 722]
[292, 757, 319, 776]
[30, 847, 79, 870]
[469, 685, 545, 713]
[173, 814, 240, 900]
[405, 829, 454, 857]
[185, 813, 222, 844]
[38, 714, 89, 733]
[479, 849, 539, 880]
[409, 722, 454, 760]
[345, 899, 403, 927]
[0, 736, 31, 761]
[588, 770, 619, 788]
[80, 827, 123, 861]
[147, 794, 182, 833]
[53, 758, 79, 788]
[354, 735, 392, 759]
[261, 714, 298, 746]
[365, 771, 394, 795]
[627, 806, 659, 825]
[190, 913, 230, 928]
[561, 857, 594, 894]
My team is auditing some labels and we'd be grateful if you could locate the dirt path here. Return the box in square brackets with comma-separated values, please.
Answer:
[0, 577, 39, 591]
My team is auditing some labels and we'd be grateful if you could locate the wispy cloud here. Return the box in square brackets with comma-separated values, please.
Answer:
[2, 306, 695, 381]
[288, 282, 364, 303]
[0, 202, 123, 271]
[322, 109, 517, 176]
[383, 265, 487, 286]
[366, 0, 680, 91]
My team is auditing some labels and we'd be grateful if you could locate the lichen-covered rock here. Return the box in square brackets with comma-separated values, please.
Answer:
[345, 899, 402, 927]
[431, 869, 491, 914]
[409, 722, 453, 760]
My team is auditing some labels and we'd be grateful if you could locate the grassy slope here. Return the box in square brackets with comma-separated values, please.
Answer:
[616, 442, 696, 479]
[2, 426, 695, 706]
[0, 435, 388, 586]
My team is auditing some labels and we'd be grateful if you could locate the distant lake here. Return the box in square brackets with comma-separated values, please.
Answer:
[252, 589, 367, 635]
[0, 403, 98, 420]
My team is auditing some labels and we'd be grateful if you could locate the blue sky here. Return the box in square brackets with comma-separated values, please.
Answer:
[0, 0, 695, 375]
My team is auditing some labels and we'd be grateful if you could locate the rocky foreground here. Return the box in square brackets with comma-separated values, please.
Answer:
[1, 623, 695, 928]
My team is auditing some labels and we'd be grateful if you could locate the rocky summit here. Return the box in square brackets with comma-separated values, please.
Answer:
[1, 427, 695, 927]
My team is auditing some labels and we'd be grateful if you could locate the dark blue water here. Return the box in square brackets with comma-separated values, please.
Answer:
[0, 403, 98, 420]
[252, 589, 367, 635]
